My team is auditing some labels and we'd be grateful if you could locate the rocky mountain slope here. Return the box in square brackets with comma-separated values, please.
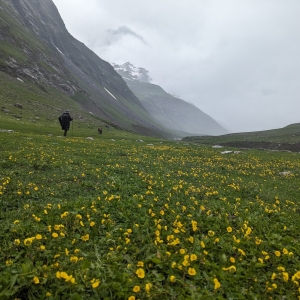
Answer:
[0, 0, 170, 137]
[113, 62, 228, 137]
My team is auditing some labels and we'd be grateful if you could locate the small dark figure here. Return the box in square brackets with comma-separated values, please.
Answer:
[58, 110, 73, 136]
[98, 127, 102, 134]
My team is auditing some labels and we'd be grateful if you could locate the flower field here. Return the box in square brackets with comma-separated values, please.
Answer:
[1, 131, 300, 299]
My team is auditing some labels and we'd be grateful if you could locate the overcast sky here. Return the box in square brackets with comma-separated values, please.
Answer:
[52, 0, 300, 133]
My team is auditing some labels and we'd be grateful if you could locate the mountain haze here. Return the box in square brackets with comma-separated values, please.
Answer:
[113, 62, 228, 137]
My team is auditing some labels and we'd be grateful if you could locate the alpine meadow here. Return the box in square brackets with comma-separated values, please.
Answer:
[1, 0, 300, 299]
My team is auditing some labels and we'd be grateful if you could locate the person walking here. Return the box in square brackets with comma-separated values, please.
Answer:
[58, 110, 73, 136]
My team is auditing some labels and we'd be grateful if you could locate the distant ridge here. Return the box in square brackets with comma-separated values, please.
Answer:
[113, 62, 228, 137]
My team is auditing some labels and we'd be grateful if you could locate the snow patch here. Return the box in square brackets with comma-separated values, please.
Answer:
[104, 87, 117, 100]
[55, 46, 64, 56]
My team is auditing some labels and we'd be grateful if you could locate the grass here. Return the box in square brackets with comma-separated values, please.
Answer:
[184, 123, 300, 144]
[1, 119, 300, 299]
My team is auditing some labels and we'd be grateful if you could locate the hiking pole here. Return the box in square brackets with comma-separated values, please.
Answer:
[72, 119, 73, 137]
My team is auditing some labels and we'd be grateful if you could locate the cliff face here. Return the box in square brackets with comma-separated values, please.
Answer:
[0, 0, 169, 136]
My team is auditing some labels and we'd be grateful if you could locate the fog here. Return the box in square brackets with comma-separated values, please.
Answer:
[52, 0, 300, 132]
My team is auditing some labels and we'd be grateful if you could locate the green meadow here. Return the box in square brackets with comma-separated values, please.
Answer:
[1, 124, 300, 299]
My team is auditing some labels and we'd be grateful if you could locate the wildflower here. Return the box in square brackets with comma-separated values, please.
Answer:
[14, 239, 20, 246]
[24, 237, 35, 246]
[214, 278, 221, 289]
[128, 296, 135, 300]
[91, 278, 100, 288]
[275, 251, 281, 257]
[36, 234, 42, 240]
[33, 276, 39, 284]
[190, 254, 197, 261]
[227, 226, 233, 233]
[40, 245, 46, 250]
[133, 286, 140, 292]
[200, 241, 205, 248]
[137, 261, 144, 267]
[283, 248, 288, 255]
[214, 238, 220, 243]
[145, 283, 152, 293]
[81, 234, 89, 241]
[61, 212, 69, 218]
[188, 267, 196, 276]
[180, 249, 186, 254]
[70, 256, 78, 263]
[182, 260, 190, 267]
[170, 275, 176, 282]
[90, 221, 95, 227]
[52, 232, 58, 238]
[230, 257, 235, 263]
[271, 273, 276, 280]
[6, 260, 13, 266]
[46, 292, 52, 297]
[208, 230, 215, 237]
[282, 272, 289, 282]
[136, 268, 145, 278]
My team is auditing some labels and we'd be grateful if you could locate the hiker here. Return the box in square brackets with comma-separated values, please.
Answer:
[98, 128, 102, 134]
[58, 110, 73, 136]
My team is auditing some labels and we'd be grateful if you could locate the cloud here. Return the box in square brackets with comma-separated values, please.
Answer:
[106, 26, 147, 45]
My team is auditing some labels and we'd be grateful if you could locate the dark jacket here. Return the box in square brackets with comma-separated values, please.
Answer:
[58, 113, 73, 131]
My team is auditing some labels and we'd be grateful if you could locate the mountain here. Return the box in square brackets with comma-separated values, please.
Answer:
[0, 0, 170, 137]
[112, 62, 228, 137]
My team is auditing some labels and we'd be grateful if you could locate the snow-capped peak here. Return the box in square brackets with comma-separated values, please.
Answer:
[112, 62, 152, 83]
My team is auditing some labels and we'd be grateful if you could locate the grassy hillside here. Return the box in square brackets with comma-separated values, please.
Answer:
[1, 121, 300, 299]
[183, 123, 300, 151]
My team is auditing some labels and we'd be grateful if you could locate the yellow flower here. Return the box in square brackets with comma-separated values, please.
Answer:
[227, 226, 233, 233]
[190, 254, 197, 261]
[275, 251, 281, 257]
[271, 273, 276, 280]
[214, 238, 220, 243]
[180, 249, 186, 254]
[283, 248, 288, 255]
[91, 278, 100, 288]
[208, 230, 215, 237]
[70, 256, 78, 263]
[136, 268, 145, 278]
[90, 221, 96, 227]
[14, 239, 20, 245]
[170, 275, 176, 282]
[128, 296, 135, 300]
[36, 234, 42, 240]
[133, 286, 140, 292]
[33, 276, 39, 284]
[137, 261, 144, 267]
[213, 278, 221, 290]
[6, 259, 13, 266]
[81, 234, 89, 241]
[188, 267, 196, 276]
[230, 257, 235, 263]
[52, 232, 58, 238]
[145, 283, 152, 293]
[24, 237, 34, 246]
[46, 292, 52, 297]
[40, 245, 46, 250]
[282, 272, 289, 282]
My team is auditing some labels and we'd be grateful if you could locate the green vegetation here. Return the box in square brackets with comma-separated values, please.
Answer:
[184, 123, 300, 144]
[1, 119, 300, 299]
